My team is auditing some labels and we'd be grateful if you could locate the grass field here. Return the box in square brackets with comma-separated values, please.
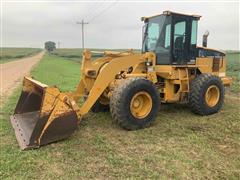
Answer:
[226, 52, 240, 93]
[0, 53, 239, 179]
[52, 48, 141, 61]
[52, 48, 83, 59]
[0, 48, 42, 63]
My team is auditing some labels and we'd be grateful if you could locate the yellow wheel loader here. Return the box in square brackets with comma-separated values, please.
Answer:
[10, 11, 232, 150]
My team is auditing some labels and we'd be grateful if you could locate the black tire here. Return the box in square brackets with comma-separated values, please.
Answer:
[110, 78, 160, 130]
[190, 74, 224, 115]
[91, 100, 109, 113]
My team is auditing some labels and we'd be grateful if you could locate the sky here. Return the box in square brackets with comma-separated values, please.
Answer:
[1, 0, 239, 50]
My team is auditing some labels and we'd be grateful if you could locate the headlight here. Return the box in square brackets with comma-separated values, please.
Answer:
[145, 61, 152, 66]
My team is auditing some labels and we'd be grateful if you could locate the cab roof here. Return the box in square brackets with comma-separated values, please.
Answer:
[141, 10, 201, 21]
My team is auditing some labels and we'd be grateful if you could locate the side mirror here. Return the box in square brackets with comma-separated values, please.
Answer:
[202, 30, 210, 47]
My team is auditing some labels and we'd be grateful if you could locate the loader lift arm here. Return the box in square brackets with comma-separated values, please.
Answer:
[76, 53, 145, 116]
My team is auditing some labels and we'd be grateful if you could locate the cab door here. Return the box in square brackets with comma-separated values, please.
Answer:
[172, 17, 191, 64]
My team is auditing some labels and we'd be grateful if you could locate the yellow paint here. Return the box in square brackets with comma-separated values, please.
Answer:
[130, 91, 152, 119]
[205, 85, 220, 107]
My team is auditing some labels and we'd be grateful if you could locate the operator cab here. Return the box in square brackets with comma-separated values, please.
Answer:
[142, 11, 201, 65]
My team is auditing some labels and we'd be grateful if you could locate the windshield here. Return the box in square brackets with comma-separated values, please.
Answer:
[142, 15, 171, 53]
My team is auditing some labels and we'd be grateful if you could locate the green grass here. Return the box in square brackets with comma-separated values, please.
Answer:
[31, 55, 80, 91]
[226, 52, 240, 93]
[1, 54, 240, 179]
[0, 48, 42, 63]
[52, 48, 141, 61]
[52, 48, 83, 58]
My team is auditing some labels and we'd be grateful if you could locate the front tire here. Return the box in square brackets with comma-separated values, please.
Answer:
[110, 78, 160, 130]
[190, 74, 224, 115]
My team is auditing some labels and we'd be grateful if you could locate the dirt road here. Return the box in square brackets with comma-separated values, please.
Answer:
[0, 51, 44, 98]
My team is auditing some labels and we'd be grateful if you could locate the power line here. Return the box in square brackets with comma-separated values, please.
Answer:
[75, 1, 105, 28]
[75, 1, 118, 49]
[88, 0, 118, 23]
[83, 0, 106, 21]
[88, 1, 118, 22]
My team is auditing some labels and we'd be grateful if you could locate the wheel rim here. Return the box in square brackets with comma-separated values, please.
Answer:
[130, 91, 152, 119]
[205, 85, 220, 107]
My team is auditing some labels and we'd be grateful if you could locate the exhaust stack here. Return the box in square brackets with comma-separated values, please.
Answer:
[202, 30, 209, 47]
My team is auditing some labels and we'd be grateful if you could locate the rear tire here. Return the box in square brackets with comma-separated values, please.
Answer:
[190, 74, 224, 115]
[110, 78, 160, 130]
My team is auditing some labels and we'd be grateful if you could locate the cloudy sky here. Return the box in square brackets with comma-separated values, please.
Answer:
[1, 0, 239, 50]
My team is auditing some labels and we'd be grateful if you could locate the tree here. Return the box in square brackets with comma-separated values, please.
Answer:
[44, 41, 56, 53]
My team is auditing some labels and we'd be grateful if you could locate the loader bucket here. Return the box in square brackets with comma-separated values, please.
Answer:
[10, 77, 79, 150]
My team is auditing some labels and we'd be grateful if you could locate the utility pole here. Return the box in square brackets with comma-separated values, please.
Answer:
[57, 41, 61, 49]
[76, 20, 89, 49]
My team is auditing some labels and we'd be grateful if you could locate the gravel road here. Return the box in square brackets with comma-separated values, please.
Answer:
[0, 51, 44, 98]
